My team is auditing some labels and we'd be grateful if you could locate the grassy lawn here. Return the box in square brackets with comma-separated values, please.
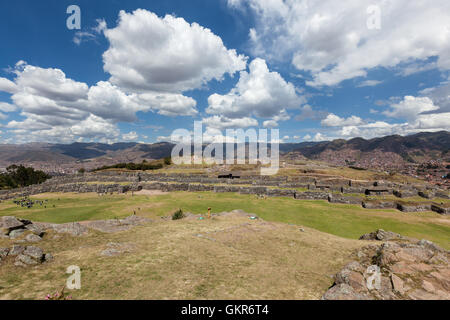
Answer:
[1, 191, 449, 248]
[0, 214, 365, 299]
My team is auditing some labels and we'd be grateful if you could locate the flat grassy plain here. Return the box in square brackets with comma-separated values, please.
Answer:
[1, 191, 449, 248]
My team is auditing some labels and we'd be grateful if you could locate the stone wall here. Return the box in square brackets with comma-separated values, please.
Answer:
[294, 191, 330, 200]
[266, 189, 297, 197]
[214, 186, 241, 193]
[1, 171, 448, 215]
[431, 204, 450, 215]
[341, 186, 367, 194]
[362, 200, 397, 209]
[393, 189, 418, 198]
[239, 186, 268, 195]
[328, 194, 362, 205]
[396, 202, 432, 212]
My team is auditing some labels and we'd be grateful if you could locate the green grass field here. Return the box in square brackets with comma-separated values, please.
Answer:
[1, 191, 449, 249]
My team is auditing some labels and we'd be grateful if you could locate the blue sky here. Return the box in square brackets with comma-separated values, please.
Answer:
[0, 0, 449, 144]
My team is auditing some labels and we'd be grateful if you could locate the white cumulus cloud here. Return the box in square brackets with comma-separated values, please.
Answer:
[229, 0, 450, 87]
[102, 9, 247, 93]
[383, 96, 439, 121]
[321, 113, 364, 127]
[206, 58, 302, 121]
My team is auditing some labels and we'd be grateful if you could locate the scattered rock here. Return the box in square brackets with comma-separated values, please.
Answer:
[16, 254, 38, 266]
[25, 234, 42, 242]
[100, 242, 135, 257]
[9, 245, 25, 256]
[25, 224, 45, 237]
[322, 284, 370, 300]
[0, 247, 9, 258]
[1, 245, 51, 267]
[0, 216, 25, 234]
[84, 215, 151, 233]
[359, 229, 403, 241]
[44, 253, 54, 262]
[8, 229, 26, 239]
[119, 215, 150, 226]
[52, 222, 88, 236]
[100, 248, 122, 257]
[23, 246, 44, 261]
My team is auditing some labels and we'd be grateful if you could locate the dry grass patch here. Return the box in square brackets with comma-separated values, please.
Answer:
[0, 214, 364, 300]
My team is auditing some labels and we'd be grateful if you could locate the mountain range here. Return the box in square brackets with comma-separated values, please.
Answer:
[0, 131, 448, 173]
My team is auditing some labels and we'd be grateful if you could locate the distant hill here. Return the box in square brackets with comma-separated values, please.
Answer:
[0, 132, 448, 173]
[49, 142, 140, 160]
[291, 131, 450, 166]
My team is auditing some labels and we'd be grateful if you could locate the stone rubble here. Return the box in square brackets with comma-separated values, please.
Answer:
[0, 244, 52, 267]
[323, 231, 450, 300]
[100, 242, 136, 257]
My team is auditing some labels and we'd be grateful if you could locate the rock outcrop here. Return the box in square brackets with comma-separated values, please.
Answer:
[323, 232, 450, 300]
[0, 245, 53, 267]
[359, 229, 404, 241]
[1, 216, 44, 241]
[84, 215, 150, 233]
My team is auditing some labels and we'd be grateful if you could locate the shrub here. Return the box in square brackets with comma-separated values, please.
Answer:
[172, 209, 184, 220]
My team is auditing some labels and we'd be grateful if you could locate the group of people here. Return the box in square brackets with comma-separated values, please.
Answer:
[13, 197, 48, 209]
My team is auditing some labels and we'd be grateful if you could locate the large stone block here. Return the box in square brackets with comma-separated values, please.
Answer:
[362, 200, 396, 209]
[266, 189, 296, 197]
[188, 184, 214, 192]
[328, 194, 362, 205]
[239, 186, 267, 195]
[214, 186, 240, 193]
[341, 187, 366, 194]
[295, 192, 330, 200]
[396, 202, 432, 212]
[393, 189, 418, 198]
[431, 203, 450, 215]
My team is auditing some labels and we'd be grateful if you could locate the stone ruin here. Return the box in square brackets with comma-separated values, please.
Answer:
[0, 171, 448, 214]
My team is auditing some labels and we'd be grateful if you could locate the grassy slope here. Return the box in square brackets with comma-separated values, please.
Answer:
[1, 191, 449, 249]
[0, 214, 365, 300]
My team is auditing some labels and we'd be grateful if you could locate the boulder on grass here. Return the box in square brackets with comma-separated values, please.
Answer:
[0, 216, 24, 234]
[359, 229, 403, 241]
[9, 245, 25, 256]
[25, 234, 42, 242]
[23, 246, 44, 261]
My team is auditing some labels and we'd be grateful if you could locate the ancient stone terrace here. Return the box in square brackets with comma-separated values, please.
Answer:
[0, 171, 448, 215]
